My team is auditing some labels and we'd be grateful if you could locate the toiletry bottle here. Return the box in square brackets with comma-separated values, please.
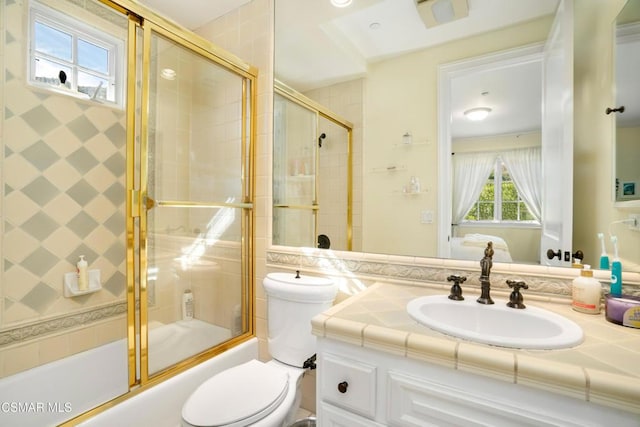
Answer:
[77, 255, 88, 291]
[572, 265, 602, 314]
[610, 236, 623, 296]
[183, 289, 194, 321]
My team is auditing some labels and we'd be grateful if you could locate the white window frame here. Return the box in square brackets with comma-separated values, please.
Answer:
[28, 0, 125, 108]
[463, 158, 540, 226]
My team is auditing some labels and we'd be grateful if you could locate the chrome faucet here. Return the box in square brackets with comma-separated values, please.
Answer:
[477, 242, 495, 305]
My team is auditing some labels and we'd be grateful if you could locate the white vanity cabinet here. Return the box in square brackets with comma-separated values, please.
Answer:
[316, 338, 639, 427]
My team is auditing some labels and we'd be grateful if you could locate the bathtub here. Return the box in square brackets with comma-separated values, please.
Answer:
[0, 325, 256, 426]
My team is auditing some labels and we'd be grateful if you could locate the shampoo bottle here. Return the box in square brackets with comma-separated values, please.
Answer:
[77, 255, 88, 291]
[610, 236, 623, 296]
[182, 289, 194, 321]
[572, 265, 602, 314]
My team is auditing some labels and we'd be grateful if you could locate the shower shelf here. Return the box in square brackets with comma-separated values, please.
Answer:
[63, 270, 102, 297]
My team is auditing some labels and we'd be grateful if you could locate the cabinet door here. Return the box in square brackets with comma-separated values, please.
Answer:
[318, 403, 385, 427]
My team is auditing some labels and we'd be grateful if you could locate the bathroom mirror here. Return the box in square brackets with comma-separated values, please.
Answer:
[273, 0, 639, 271]
[615, 0, 640, 203]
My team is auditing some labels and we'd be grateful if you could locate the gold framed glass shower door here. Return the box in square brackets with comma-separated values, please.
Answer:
[137, 23, 254, 382]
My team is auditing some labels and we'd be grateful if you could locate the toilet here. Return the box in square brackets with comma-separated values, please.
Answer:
[181, 271, 337, 427]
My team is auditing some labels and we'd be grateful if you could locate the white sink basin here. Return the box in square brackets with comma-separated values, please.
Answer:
[406, 295, 583, 349]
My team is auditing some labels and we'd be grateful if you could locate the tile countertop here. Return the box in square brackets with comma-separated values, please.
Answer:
[311, 282, 640, 415]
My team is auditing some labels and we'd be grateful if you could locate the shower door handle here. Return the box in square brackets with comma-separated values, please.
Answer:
[143, 195, 156, 211]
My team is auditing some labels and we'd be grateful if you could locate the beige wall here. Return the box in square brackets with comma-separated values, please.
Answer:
[573, 0, 640, 272]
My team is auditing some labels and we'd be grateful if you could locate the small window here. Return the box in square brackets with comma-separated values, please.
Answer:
[465, 160, 536, 223]
[29, 1, 124, 107]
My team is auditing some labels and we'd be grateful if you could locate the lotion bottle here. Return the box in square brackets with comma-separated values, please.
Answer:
[77, 255, 88, 291]
[572, 265, 601, 314]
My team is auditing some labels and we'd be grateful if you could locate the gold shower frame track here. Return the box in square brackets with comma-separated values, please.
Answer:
[62, 0, 257, 424]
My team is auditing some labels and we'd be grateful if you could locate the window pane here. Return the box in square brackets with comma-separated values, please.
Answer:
[35, 21, 72, 61]
[34, 56, 72, 86]
[502, 201, 518, 220]
[519, 202, 535, 221]
[78, 39, 109, 74]
[478, 202, 494, 220]
[78, 71, 110, 101]
[502, 181, 518, 201]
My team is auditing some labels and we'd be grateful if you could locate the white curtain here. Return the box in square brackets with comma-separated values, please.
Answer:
[500, 147, 542, 221]
[452, 152, 497, 223]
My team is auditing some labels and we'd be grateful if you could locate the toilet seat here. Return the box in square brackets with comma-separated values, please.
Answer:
[182, 360, 289, 427]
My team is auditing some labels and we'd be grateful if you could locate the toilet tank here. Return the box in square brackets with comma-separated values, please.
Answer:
[263, 272, 337, 367]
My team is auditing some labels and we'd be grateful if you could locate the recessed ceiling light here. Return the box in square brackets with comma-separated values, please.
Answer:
[331, 0, 352, 8]
[161, 68, 176, 80]
[464, 107, 491, 121]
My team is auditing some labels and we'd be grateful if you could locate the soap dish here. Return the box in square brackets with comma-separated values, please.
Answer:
[63, 270, 101, 297]
[604, 294, 640, 328]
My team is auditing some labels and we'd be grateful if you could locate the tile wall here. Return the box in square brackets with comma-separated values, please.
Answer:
[0, 0, 128, 376]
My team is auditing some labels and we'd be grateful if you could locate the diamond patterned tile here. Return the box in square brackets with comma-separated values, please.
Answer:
[85, 133, 118, 162]
[84, 105, 120, 131]
[3, 82, 44, 119]
[103, 181, 126, 206]
[103, 152, 126, 177]
[42, 228, 81, 260]
[42, 95, 85, 125]
[21, 211, 59, 240]
[3, 153, 40, 189]
[85, 194, 120, 223]
[104, 271, 126, 296]
[4, 265, 39, 300]
[66, 146, 99, 174]
[22, 176, 60, 205]
[21, 140, 61, 171]
[20, 282, 58, 314]
[105, 122, 126, 148]
[46, 126, 83, 158]
[21, 105, 61, 136]
[104, 241, 126, 266]
[84, 164, 119, 192]
[21, 247, 59, 277]
[44, 193, 83, 225]
[42, 160, 82, 192]
[67, 211, 99, 239]
[67, 115, 99, 141]
[4, 192, 40, 226]
[104, 212, 125, 235]
[67, 179, 99, 206]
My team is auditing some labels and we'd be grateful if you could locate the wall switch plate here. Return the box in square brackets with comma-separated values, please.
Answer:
[629, 214, 640, 231]
[420, 210, 433, 224]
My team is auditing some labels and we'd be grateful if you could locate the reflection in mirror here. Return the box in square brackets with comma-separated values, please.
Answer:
[273, 83, 353, 251]
[274, 0, 640, 273]
[615, 0, 640, 202]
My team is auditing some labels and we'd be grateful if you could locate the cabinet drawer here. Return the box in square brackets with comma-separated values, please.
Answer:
[320, 353, 377, 418]
[318, 402, 385, 427]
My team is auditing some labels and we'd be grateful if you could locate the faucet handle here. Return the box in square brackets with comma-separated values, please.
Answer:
[506, 280, 529, 309]
[446, 275, 467, 301]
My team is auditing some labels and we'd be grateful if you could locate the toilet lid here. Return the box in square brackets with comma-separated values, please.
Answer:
[182, 360, 289, 427]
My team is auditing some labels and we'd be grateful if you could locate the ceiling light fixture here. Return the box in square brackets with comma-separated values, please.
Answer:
[464, 107, 492, 121]
[331, 0, 352, 8]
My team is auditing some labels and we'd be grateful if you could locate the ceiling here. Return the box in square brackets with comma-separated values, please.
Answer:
[136, 0, 639, 138]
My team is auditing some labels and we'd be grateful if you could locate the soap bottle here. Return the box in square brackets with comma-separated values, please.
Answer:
[182, 289, 194, 321]
[77, 255, 88, 291]
[571, 265, 601, 314]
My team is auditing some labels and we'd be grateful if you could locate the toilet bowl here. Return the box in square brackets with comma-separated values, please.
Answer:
[181, 360, 304, 427]
[181, 271, 337, 427]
